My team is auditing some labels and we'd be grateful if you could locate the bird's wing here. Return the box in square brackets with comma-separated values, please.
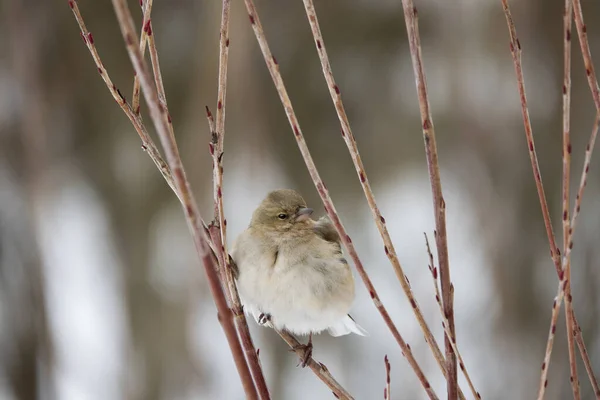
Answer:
[313, 215, 341, 245]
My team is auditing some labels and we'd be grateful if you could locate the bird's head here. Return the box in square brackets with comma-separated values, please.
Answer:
[250, 189, 314, 232]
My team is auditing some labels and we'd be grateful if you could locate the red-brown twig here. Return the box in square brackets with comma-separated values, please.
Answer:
[560, 2, 581, 399]
[69, 0, 259, 397]
[67, 0, 176, 198]
[384, 355, 391, 400]
[301, 3, 465, 398]
[213, 0, 231, 237]
[210, 0, 237, 306]
[131, 0, 153, 115]
[208, 114, 270, 399]
[537, 279, 568, 400]
[424, 235, 480, 399]
[277, 330, 354, 400]
[572, 0, 600, 111]
[568, 2, 600, 393]
[501, 1, 600, 397]
[573, 319, 600, 397]
[243, 0, 437, 398]
[568, 112, 599, 249]
[500, 2, 581, 397]
[399, 3, 457, 398]
[500, 0, 562, 276]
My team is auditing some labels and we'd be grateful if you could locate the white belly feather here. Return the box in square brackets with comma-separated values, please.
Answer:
[233, 230, 356, 336]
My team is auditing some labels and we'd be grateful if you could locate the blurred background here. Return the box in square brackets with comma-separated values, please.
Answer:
[1, 0, 600, 399]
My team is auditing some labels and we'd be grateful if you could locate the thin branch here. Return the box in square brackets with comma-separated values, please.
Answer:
[500, 2, 581, 397]
[67, 0, 176, 198]
[501, 0, 600, 396]
[242, 0, 437, 398]
[399, 3, 457, 398]
[210, 0, 237, 314]
[573, 319, 600, 397]
[208, 227, 270, 400]
[560, 2, 580, 398]
[568, 112, 599, 246]
[131, 0, 153, 115]
[277, 330, 354, 400]
[101, 1, 258, 397]
[566, 3, 600, 392]
[301, 3, 464, 398]
[207, 2, 270, 394]
[425, 235, 481, 399]
[572, 0, 600, 111]
[384, 355, 391, 400]
[537, 279, 568, 400]
[500, 0, 562, 275]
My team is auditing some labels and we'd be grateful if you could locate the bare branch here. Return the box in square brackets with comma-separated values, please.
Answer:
[301, 3, 464, 398]
[242, 0, 437, 397]
[537, 280, 567, 400]
[399, 3, 457, 397]
[67, 0, 176, 198]
[277, 330, 354, 400]
[559, 2, 580, 398]
[68, 0, 259, 397]
[425, 235, 481, 399]
[572, 0, 600, 111]
[131, 0, 153, 115]
[384, 355, 391, 400]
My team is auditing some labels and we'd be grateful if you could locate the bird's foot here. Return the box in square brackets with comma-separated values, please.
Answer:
[289, 334, 313, 368]
[258, 313, 272, 326]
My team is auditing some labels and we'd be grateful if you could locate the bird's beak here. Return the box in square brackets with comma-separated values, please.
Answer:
[294, 207, 313, 222]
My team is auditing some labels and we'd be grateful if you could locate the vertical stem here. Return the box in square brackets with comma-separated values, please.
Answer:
[561, 2, 580, 398]
[242, 0, 438, 397]
[301, 3, 467, 398]
[399, 3, 457, 398]
[109, 1, 258, 397]
[208, 1, 272, 397]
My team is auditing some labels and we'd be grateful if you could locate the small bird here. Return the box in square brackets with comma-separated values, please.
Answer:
[232, 189, 367, 366]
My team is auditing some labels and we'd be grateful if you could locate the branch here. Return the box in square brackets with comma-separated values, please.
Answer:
[425, 235, 480, 399]
[69, 1, 258, 397]
[242, 0, 437, 398]
[500, 2, 580, 397]
[110, 0, 258, 396]
[301, 3, 464, 398]
[384, 355, 391, 400]
[559, 2, 580, 398]
[572, 0, 600, 111]
[130, 0, 153, 115]
[501, 0, 600, 396]
[537, 279, 567, 400]
[567, 3, 600, 392]
[67, 0, 176, 198]
[277, 330, 354, 400]
[399, 3, 457, 398]
[573, 319, 600, 397]
[500, 0, 562, 275]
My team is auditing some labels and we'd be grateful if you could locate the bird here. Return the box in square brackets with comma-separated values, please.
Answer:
[231, 189, 367, 366]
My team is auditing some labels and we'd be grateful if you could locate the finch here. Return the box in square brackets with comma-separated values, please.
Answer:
[232, 189, 367, 364]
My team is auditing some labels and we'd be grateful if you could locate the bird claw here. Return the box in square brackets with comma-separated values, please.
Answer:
[258, 313, 272, 326]
[290, 337, 313, 368]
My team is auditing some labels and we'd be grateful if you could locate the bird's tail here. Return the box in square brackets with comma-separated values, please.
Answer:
[328, 314, 369, 337]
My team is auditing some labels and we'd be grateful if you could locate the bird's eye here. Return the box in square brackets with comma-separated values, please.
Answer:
[277, 213, 287, 220]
